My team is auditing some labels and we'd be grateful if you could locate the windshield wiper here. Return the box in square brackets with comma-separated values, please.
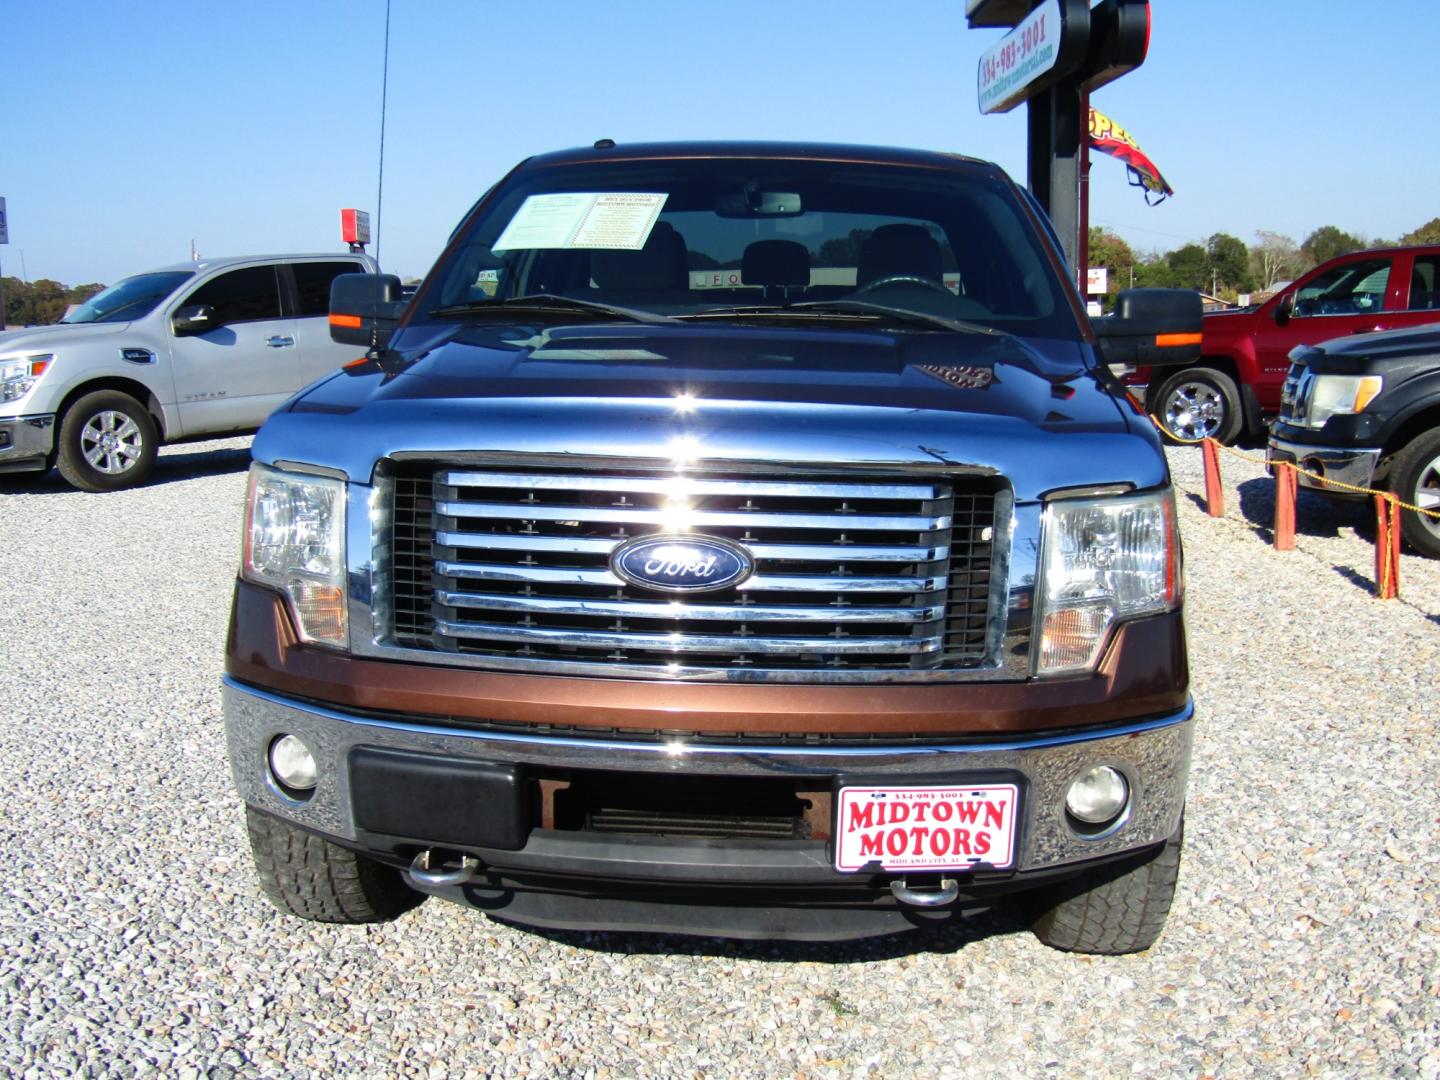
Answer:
[429, 294, 681, 325]
[788, 299, 1011, 337]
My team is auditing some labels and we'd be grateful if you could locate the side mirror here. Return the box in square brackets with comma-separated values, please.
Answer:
[171, 304, 218, 337]
[1272, 295, 1294, 326]
[1091, 288, 1203, 368]
[329, 273, 407, 347]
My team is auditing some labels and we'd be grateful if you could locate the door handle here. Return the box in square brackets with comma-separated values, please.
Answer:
[1351, 326, 1382, 335]
[265, 336, 296, 348]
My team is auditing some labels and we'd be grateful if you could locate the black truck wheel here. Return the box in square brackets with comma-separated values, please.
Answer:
[56, 390, 158, 492]
[1028, 817, 1183, 954]
[1390, 428, 1440, 559]
[1152, 368, 1243, 445]
[245, 807, 421, 923]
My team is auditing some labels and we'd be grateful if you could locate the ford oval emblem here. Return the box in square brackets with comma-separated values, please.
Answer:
[610, 534, 755, 594]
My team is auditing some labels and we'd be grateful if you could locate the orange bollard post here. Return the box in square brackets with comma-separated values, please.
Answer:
[1374, 493, 1401, 599]
[1273, 463, 1297, 551]
[1202, 439, 1224, 517]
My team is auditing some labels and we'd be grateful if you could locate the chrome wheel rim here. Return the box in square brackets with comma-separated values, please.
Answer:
[1413, 451, 1440, 541]
[1163, 381, 1225, 440]
[80, 410, 145, 474]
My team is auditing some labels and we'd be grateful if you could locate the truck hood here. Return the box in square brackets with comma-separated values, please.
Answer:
[255, 322, 1166, 501]
[1296, 320, 1440, 364]
[0, 321, 132, 352]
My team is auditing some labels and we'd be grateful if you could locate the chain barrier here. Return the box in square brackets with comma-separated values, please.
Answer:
[1149, 413, 1440, 600]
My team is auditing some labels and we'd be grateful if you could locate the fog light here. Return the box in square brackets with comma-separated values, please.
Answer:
[269, 734, 318, 791]
[1065, 765, 1129, 825]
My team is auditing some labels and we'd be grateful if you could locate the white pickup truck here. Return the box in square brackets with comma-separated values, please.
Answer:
[0, 252, 374, 491]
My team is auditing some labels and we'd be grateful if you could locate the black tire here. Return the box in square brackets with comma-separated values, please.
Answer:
[1151, 367, 1243, 445]
[56, 389, 159, 492]
[1029, 817, 1183, 955]
[245, 807, 421, 923]
[1390, 428, 1440, 559]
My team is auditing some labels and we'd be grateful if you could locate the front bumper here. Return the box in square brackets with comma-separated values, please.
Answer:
[225, 676, 1194, 938]
[0, 413, 56, 473]
[1267, 434, 1382, 496]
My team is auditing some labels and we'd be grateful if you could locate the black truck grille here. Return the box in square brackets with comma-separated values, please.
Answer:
[387, 461, 999, 680]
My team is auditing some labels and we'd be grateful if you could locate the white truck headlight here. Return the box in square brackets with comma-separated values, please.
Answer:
[0, 353, 54, 403]
[1035, 489, 1181, 676]
[1304, 374, 1383, 429]
[243, 464, 348, 647]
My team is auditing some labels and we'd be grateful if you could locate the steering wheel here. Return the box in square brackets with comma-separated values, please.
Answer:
[852, 274, 953, 297]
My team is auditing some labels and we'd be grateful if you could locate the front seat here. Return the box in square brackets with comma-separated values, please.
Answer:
[741, 239, 810, 302]
[589, 222, 689, 304]
[856, 224, 944, 289]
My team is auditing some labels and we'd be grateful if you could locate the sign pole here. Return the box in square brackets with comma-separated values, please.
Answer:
[0, 196, 8, 330]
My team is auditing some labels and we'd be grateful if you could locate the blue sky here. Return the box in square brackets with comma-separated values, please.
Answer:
[6, 2, 1437, 285]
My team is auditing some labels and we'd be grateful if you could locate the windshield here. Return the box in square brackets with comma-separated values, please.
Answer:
[421, 157, 1078, 339]
[61, 271, 194, 324]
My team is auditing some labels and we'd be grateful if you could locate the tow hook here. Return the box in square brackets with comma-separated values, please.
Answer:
[407, 849, 481, 888]
[889, 877, 959, 908]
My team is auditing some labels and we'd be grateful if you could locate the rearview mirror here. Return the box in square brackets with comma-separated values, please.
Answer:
[329, 273, 406, 348]
[715, 190, 804, 218]
[1272, 294, 1294, 326]
[1092, 288, 1203, 368]
[171, 304, 218, 337]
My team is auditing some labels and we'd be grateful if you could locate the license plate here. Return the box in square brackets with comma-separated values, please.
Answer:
[834, 784, 1019, 873]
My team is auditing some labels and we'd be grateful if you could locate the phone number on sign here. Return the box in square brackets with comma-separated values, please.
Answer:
[979, 11, 1050, 88]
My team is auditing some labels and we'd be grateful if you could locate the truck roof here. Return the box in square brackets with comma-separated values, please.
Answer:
[146, 253, 372, 274]
[522, 140, 996, 173]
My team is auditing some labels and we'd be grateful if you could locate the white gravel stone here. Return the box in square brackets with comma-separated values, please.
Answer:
[0, 437, 1436, 1077]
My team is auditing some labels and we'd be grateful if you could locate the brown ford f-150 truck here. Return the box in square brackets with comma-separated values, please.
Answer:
[224, 141, 1200, 953]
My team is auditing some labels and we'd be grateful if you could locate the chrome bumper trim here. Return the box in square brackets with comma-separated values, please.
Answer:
[224, 676, 1194, 872]
[0, 413, 56, 467]
[1267, 437, 1382, 492]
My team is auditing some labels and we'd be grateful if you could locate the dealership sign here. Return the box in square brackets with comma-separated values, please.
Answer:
[977, 0, 1062, 114]
[0, 197, 8, 245]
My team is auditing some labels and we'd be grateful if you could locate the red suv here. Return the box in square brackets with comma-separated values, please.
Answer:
[1141, 246, 1440, 443]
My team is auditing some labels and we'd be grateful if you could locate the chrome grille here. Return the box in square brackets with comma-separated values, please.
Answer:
[1279, 363, 1313, 426]
[386, 462, 1001, 679]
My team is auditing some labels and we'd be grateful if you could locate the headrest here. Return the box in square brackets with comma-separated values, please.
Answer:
[741, 240, 811, 288]
[591, 222, 687, 291]
[857, 224, 943, 286]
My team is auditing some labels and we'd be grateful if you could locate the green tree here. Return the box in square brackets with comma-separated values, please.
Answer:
[1399, 217, 1440, 245]
[1206, 233, 1253, 294]
[1132, 252, 1176, 288]
[1165, 244, 1209, 291]
[1087, 227, 1136, 299]
[1301, 225, 1362, 267]
[66, 282, 106, 304]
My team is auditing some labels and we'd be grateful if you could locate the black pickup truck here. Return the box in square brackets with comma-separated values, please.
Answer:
[1268, 322, 1440, 558]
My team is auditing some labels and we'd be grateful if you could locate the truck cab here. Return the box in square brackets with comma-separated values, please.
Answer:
[1145, 245, 1440, 443]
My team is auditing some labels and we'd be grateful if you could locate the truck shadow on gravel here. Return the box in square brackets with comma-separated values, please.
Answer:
[0, 443, 251, 494]
[1235, 477, 1371, 542]
[496, 909, 1027, 963]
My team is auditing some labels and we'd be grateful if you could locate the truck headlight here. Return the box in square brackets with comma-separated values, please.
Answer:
[242, 464, 348, 647]
[1035, 489, 1181, 676]
[0, 353, 54, 403]
[1305, 374, 1383, 429]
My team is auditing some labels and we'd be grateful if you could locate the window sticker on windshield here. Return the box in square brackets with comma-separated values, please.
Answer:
[493, 193, 668, 252]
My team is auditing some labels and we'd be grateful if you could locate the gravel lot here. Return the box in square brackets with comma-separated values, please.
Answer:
[1, 437, 1436, 1078]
